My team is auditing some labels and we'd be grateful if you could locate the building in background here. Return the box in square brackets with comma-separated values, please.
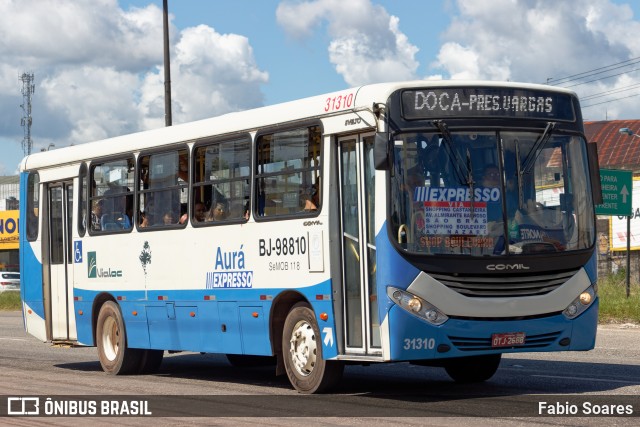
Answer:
[585, 120, 640, 278]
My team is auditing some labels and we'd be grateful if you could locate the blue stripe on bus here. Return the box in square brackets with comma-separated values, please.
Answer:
[19, 172, 45, 319]
[583, 250, 598, 283]
[20, 243, 44, 314]
[73, 279, 338, 358]
[375, 222, 420, 327]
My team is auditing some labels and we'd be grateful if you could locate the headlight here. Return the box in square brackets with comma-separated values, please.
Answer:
[563, 284, 597, 320]
[387, 286, 448, 325]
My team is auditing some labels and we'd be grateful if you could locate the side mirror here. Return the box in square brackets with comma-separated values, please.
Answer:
[374, 132, 391, 170]
[587, 141, 602, 205]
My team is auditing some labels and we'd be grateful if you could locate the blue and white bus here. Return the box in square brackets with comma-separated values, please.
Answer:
[19, 81, 601, 393]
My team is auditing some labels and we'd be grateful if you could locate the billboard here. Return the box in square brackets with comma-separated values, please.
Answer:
[0, 210, 19, 250]
[610, 177, 640, 251]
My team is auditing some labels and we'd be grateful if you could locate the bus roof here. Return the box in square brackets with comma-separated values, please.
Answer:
[20, 80, 578, 172]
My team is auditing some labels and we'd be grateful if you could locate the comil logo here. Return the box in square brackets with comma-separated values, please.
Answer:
[88, 252, 97, 278]
[486, 263, 530, 271]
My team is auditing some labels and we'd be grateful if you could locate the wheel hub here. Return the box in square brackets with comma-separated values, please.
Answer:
[101, 316, 119, 361]
[289, 320, 317, 376]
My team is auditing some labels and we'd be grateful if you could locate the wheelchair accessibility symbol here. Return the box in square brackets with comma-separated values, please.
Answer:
[74, 241, 83, 263]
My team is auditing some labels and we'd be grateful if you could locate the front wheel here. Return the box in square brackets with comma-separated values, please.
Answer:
[282, 302, 343, 393]
[444, 353, 501, 383]
[96, 301, 142, 375]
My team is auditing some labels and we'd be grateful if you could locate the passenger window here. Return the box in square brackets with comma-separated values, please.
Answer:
[26, 172, 40, 241]
[89, 158, 135, 233]
[193, 136, 251, 224]
[255, 126, 321, 217]
[78, 163, 87, 237]
[138, 148, 189, 229]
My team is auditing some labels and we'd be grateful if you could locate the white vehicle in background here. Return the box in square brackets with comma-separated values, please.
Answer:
[0, 272, 20, 291]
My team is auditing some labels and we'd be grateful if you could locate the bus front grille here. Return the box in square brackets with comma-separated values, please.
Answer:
[431, 269, 579, 298]
[448, 331, 562, 351]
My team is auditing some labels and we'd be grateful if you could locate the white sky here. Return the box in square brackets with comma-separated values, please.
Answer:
[2, 0, 640, 174]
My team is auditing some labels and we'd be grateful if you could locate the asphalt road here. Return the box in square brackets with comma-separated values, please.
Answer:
[0, 310, 639, 426]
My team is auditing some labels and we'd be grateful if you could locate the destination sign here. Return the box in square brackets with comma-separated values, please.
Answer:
[401, 88, 575, 121]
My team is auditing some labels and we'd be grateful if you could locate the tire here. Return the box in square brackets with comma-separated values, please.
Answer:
[226, 354, 277, 367]
[282, 302, 344, 393]
[96, 301, 142, 375]
[444, 353, 502, 383]
[138, 350, 164, 374]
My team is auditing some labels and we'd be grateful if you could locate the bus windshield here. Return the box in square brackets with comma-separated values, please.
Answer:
[390, 129, 595, 256]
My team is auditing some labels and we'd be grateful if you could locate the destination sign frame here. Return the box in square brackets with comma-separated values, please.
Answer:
[401, 88, 576, 121]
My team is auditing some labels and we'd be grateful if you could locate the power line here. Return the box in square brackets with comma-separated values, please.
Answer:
[580, 83, 640, 101]
[582, 92, 640, 109]
[546, 56, 640, 85]
[563, 66, 640, 88]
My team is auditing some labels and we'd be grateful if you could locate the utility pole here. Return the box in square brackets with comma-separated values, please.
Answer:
[20, 72, 35, 156]
[163, 0, 172, 126]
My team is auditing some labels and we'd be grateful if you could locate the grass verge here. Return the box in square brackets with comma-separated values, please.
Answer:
[0, 291, 20, 310]
[597, 270, 640, 324]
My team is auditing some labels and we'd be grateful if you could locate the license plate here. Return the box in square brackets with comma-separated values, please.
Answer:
[491, 332, 526, 348]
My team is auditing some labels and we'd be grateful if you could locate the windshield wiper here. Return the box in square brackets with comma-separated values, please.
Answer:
[432, 120, 477, 217]
[466, 148, 475, 217]
[515, 140, 524, 209]
[521, 121, 556, 174]
[431, 120, 471, 185]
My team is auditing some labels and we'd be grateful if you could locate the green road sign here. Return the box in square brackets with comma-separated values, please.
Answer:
[595, 169, 632, 216]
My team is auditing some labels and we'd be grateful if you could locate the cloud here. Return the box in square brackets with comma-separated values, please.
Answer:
[0, 0, 268, 172]
[139, 25, 269, 129]
[276, 0, 419, 86]
[0, 0, 164, 71]
[430, 0, 640, 120]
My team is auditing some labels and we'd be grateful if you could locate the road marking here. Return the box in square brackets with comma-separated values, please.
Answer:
[532, 374, 636, 384]
[0, 338, 29, 341]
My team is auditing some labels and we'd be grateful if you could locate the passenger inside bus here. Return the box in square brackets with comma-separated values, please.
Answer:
[162, 210, 177, 225]
[101, 187, 132, 230]
[481, 164, 500, 187]
[90, 199, 104, 231]
[191, 201, 206, 223]
[422, 143, 443, 187]
[403, 165, 426, 212]
[300, 185, 318, 212]
[205, 201, 228, 222]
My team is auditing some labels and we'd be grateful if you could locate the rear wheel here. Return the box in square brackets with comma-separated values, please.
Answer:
[282, 302, 343, 393]
[138, 350, 164, 374]
[96, 301, 141, 375]
[444, 354, 502, 383]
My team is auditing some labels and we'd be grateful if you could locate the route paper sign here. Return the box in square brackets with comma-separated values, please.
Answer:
[414, 186, 501, 235]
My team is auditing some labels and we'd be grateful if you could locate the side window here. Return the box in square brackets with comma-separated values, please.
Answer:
[255, 126, 321, 217]
[26, 172, 40, 241]
[193, 136, 251, 224]
[138, 148, 189, 229]
[78, 163, 87, 236]
[89, 157, 135, 233]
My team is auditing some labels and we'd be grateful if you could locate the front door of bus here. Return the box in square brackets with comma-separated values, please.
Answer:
[46, 181, 76, 342]
[338, 134, 380, 355]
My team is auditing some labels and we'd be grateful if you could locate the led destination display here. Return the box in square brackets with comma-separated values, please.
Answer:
[401, 87, 576, 121]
